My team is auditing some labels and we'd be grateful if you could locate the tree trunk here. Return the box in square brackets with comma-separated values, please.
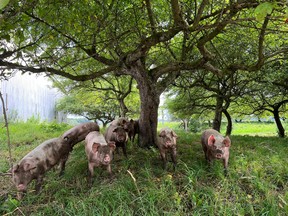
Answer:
[119, 99, 129, 117]
[273, 109, 285, 138]
[131, 65, 160, 148]
[223, 109, 232, 136]
[183, 119, 188, 132]
[212, 96, 224, 132]
[137, 83, 160, 148]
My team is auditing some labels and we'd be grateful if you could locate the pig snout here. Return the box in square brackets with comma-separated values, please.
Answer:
[102, 154, 111, 165]
[214, 149, 224, 159]
[162, 137, 173, 147]
[165, 140, 172, 147]
[17, 184, 26, 192]
[117, 135, 126, 142]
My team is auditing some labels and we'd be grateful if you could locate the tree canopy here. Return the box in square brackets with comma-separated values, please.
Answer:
[1, 0, 288, 145]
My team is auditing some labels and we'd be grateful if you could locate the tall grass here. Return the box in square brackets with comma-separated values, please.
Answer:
[1, 121, 288, 215]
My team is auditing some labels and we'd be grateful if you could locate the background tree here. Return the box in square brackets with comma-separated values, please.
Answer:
[241, 62, 288, 137]
[1, 1, 288, 147]
[55, 75, 140, 125]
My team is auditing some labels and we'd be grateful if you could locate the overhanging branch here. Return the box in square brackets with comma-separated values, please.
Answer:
[0, 60, 118, 81]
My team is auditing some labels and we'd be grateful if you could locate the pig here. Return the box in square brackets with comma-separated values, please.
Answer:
[61, 122, 99, 147]
[126, 119, 140, 143]
[10, 137, 71, 199]
[110, 117, 129, 128]
[104, 124, 128, 158]
[201, 129, 231, 174]
[85, 131, 116, 186]
[157, 128, 178, 170]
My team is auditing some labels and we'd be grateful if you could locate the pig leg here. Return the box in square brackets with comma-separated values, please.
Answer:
[202, 144, 209, 161]
[88, 163, 95, 186]
[122, 143, 128, 158]
[116, 147, 120, 155]
[171, 148, 177, 171]
[35, 175, 44, 194]
[223, 157, 229, 176]
[106, 164, 112, 174]
[160, 151, 167, 170]
[59, 154, 69, 176]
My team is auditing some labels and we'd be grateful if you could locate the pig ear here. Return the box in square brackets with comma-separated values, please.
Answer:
[208, 135, 216, 146]
[159, 131, 166, 137]
[171, 131, 178, 138]
[223, 137, 231, 147]
[9, 164, 18, 173]
[23, 161, 36, 171]
[108, 142, 116, 151]
[92, 143, 101, 153]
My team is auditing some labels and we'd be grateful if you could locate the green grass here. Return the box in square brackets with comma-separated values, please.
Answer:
[1, 121, 288, 215]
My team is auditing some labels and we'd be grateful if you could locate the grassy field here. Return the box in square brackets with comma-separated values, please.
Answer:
[1, 121, 288, 215]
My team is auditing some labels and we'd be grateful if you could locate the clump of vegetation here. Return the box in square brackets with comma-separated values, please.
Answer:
[1, 121, 288, 215]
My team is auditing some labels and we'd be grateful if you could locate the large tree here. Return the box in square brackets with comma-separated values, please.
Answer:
[1, 1, 287, 147]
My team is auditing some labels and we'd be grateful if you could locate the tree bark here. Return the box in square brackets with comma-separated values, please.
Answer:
[273, 109, 285, 138]
[183, 119, 188, 132]
[130, 64, 160, 148]
[137, 83, 160, 148]
[223, 109, 232, 136]
[212, 96, 224, 132]
[119, 99, 128, 117]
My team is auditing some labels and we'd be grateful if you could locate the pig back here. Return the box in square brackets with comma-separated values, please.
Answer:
[201, 129, 222, 146]
[17, 137, 71, 174]
[62, 122, 100, 146]
[110, 117, 129, 127]
[85, 131, 107, 154]
[104, 124, 127, 143]
[104, 124, 117, 142]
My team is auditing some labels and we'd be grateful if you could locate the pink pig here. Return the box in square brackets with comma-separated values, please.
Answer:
[85, 131, 116, 186]
[201, 129, 231, 174]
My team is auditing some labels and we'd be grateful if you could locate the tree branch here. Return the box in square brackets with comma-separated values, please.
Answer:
[152, 58, 206, 79]
[0, 60, 118, 81]
[170, 0, 188, 28]
[145, 0, 156, 34]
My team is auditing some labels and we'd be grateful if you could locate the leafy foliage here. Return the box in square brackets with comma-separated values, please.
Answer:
[55, 74, 140, 123]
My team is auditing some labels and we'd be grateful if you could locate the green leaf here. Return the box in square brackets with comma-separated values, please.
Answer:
[255, 2, 274, 21]
[0, 0, 9, 10]
[285, 7, 288, 17]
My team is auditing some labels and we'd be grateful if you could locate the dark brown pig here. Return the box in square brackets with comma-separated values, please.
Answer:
[201, 129, 231, 174]
[104, 124, 128, 157]
[85, 131, 116, 185]
[61, 122, 99, 147]
[126, 119, 140, 143]
[10, 137, 71, 199]
[157, 128, 178, 170]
